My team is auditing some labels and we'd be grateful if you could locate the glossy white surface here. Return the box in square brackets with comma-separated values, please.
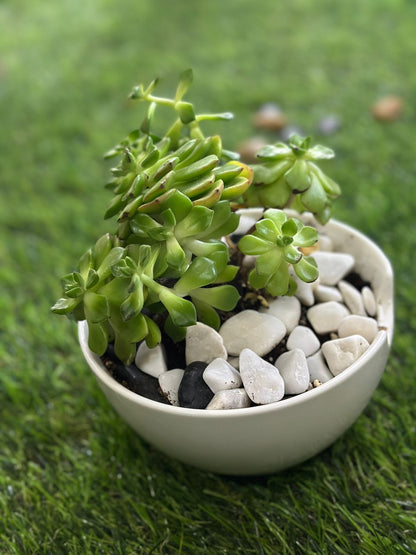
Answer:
[78, 218, 394, 475]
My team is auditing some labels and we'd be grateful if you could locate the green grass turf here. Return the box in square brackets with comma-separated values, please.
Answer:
[1, 0, 415, 552]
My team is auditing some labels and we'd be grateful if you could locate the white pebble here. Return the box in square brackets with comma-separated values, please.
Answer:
[338, 280, 366, 316]
[206, 389, 251, 410]
[338, 315, 378, 343]
[135, 342, 167, 378]
[219, 310, 286, 357]
[314, 284, 343, 303]
[286, 325, 320, 356]
[317, 235, 333, 252]
[259, 295, 301, 333]
[307, 301, 350, 335]
[362, 286, 377, 316]
[235, 209, 264, 234]
[239, 348, 285, 404]
[203, 358, 242, 394]
[312, 252, 355, 286]
[322, 335, 370, 376]
[158, 369, 184, 406]
[186, 322, 227, 365]
[292, 272, 315, 306]
[275, 349, 310, 394]
[306, 350, 333, 383]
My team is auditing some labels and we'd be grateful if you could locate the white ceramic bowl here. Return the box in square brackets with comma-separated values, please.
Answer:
[78, 218, 393, 475]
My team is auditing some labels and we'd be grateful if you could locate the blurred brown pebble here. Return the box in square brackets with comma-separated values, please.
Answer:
[237, 136, 268, 163]
[372, 95, 404, 121]
[252, 103, 288, 131]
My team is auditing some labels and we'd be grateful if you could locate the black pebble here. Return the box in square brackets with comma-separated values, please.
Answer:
[102, 344, 169, 404]
[178, 361, 213, 409]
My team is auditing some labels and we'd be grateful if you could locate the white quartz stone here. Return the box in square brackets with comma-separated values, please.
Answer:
[235, 209, 264, 235]
[275, 349, 310, 394]
[135, 342, 167, 378]
[362, 286, 377, 317]
[338, 315, 378, 343]
[312, 252, 355, 286]
[314, 284, 343, 303]
[317, 235, 333, 252]
[306, 350, 333, 383]
[286, 325, 320, 357]
[219, 310, 286, 357]
[338, 280, 366, 316]
[186, 322, 227, 365]
[203, 358, 242, 393]
[307, 301, 350, 335]
[158, 369, 184, 406]
[205, 388, 251, 410]
[259, 295, 301, 333]
[321, 335, 370, 376]
[292, 272, 315, 306]
[239, 348, 285, 404]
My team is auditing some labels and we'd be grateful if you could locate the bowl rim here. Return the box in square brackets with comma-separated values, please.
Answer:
[78, 216, 394, 419]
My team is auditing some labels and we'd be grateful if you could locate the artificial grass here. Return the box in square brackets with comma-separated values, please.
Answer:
[1, 0, 415, 552]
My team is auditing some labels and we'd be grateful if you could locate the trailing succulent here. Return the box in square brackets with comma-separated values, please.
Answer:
[52, 70, 341, 364]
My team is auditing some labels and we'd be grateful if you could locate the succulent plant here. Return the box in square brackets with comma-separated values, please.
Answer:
[243, 134, 341, 224]
[238, 209, 318, 296]
[52, 70, 342, 363]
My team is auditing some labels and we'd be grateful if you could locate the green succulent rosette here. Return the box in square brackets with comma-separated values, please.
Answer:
[244, 134, 341, 224]
[238, 209, 319, 296]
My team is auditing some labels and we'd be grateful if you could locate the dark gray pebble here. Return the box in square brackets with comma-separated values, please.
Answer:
[178, 361, 213, 409]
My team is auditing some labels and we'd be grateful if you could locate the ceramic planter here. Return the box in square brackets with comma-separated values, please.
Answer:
[78, 218, 393, 475]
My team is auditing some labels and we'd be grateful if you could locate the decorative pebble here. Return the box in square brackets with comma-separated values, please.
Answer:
[206, 389, 251, 410]
[219, 310, 286, 357]
[239, 348, 285, 404]
[314, 284, 343, 303]
[338, 315, 378, 344]
[253, 103, 287, 131]
[158, 369, 184, 406]
[312, 252, 355, 286]
[291, 272, 315, 306]
[286, 325, 320, 357]
[186, 322, 227, 365]
[135, 342, 167, 378]
[259, 295, 301, 333]
[235, 208, 264, 235]
[178, 361, 213, 409]
[203, 358, 242, 394]
[338, 280, 366, 316]
[237, 136, 268, 163]
[362, 286, 377, 316]
[307, 301, 350, 335]
[306, 350, 333, 383]
[318, 235, 333, 252]
[321, 335, 370, 376]
[372, 95, 403, 122]
[242, 254, 257, 269]
[317, 114, 341, 135]
[275, 349, 310, 394]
